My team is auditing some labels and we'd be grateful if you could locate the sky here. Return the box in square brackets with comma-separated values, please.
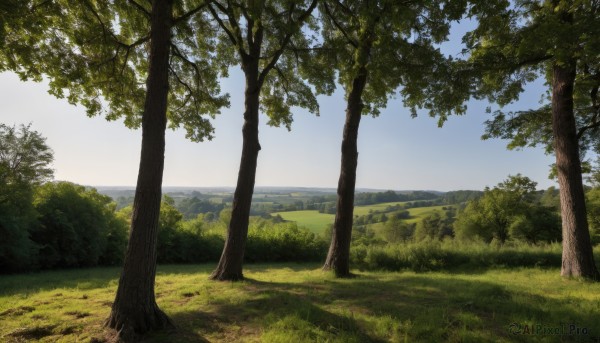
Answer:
[0, 21, 558, 192]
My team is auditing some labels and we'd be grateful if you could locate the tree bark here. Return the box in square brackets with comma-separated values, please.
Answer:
[210, 58, 261, 281]
[552, 62, 600, 280]
[107, 0, 174, 338]
[323, 68, 368, 277]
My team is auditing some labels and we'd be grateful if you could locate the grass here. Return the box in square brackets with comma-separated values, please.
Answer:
[275, 204, 451, 235]
[272, 210, 334, 233]
[1, 264, 600, 342]
[352, 202, 408, 216]
[403, 205, 451, 224]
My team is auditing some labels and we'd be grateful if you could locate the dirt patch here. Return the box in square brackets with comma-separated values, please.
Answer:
[64, 310, 91, 318]
[5, 325, 56, 340]
[58, 325, 78, 335]
[0, 306, 35, 317]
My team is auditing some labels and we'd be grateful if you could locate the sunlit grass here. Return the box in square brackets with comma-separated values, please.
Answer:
[272, 210, 334, 233]
[1, 264, 600, 342]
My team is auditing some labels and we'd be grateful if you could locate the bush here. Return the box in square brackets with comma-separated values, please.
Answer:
[351, 240, 564, 272]
[245, 222, 328, 262]
[31, 182, 126, 269]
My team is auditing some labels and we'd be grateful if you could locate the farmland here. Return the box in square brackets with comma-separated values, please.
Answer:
[274, 202, 453, 234]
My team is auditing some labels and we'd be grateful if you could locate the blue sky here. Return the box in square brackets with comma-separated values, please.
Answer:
[0, 70, 556, 192]
[0, 20, 558, 192]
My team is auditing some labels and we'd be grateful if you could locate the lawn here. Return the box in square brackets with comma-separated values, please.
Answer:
[1, 265, 599, 342]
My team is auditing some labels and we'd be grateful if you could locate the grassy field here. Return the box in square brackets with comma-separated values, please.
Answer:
[1, 264, 600, 342]
[275, 204, 452, 234]
[352, 202, 408, 216]
[272, 210, 334, 233]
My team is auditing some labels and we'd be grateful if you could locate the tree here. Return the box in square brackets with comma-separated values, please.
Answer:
[382, 217, 415, 243]
[586, 188, 600, 245]
[454, 175, 561, 244]
[207, 0, 320, 281]
[467, 0, 600, 279]
[414, 211, 454, 241]
[2, 0, 227, 336]
[105, 1, 176, 336]
[0, 123, 53, 272]
[319, 0, 470, 277]
[32, 182, 126, 268]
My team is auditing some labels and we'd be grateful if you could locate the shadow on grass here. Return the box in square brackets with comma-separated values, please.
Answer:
[0, 266, 122, 296]
[3, 264, 600, 342]
[151, 270, 600, 342]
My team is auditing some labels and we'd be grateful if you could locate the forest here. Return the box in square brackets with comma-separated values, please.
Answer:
[2, 0, 600, 342]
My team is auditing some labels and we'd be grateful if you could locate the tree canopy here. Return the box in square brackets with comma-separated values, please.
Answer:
[454, 175, 561, 244]
[1, 0, 229, 141]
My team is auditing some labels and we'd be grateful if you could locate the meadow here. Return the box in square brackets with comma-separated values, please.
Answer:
[271, 210, 335, 233]
[274, 202, 451, 233]
[1, 264, 600, 342]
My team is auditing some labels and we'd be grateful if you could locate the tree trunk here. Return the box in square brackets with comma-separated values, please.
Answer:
[210, 59, 261, 281]
[323, 69, 368, 278]
[552, 62, 600, 280]
[107, 0, 174, 338]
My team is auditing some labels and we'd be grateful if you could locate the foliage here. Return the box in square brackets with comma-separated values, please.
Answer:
[246, 222, 328, 263]
[381, 217, 415, 243]
[454, 175, 561, 244]
[31, 182, 127, 269]
[176, 196, 224, 220]
[316, 0, 470, 120]
[352, 240, 565, 273]
[586, 188, 600, 245]
[208, 0, 322, 128]
[353, 190, 437, 206]
[0, 124, 53, 272]
[468, 0, 600, 160]
[414, 211, 454, 241]
[1, 0, 228, 141]
[0, 123, 53, 186]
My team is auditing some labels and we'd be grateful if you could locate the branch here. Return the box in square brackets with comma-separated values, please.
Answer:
[274, 65, 292, 97]
[515, 55, 553, 68]
[258, 0, 318, 86]
[323, 1, 358, 48]
[170, 66, 198, 112]
[577, 113, 600, 140]
[128, 0, 150, 17]
[173, 2, 208, 24]
[208, 1, 248, 57]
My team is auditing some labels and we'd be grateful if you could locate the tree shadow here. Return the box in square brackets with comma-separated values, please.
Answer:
[154, 270, 600, 342]
[0, 266, 121, 296]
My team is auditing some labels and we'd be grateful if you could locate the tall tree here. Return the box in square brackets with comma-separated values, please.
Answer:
[2, 0, 227, 336]
[207, 0, 321, 281]
[467, 0, 600, 280]
[319, 0, 469, 277]
[0, 123, 53, 272]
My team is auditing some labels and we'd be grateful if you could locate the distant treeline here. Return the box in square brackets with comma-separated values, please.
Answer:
[111, 189, 483, 218]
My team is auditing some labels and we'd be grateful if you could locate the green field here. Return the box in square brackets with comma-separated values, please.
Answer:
[275, 204, 452, 234]
[273, 210, 334, 233]
[352, 202, 408, 216]
[1, 264, 599, 342]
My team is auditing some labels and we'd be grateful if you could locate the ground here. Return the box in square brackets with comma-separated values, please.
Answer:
[1, 264, 599, 342]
